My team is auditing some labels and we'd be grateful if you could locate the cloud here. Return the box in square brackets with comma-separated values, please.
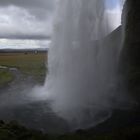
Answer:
[0, 39, 51, 49]
[0, 0, 55, 18]
[106, 3, 123, 31]
[0, 0, 55, 40]
[0, 0, 54, 8]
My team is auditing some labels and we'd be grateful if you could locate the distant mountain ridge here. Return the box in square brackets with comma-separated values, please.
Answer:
[0, 48, 48, 53]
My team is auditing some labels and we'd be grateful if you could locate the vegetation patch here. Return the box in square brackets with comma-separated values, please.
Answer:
[0, 69, 14, 87]
[0, 52, 47, 84]
[0, 120, 140, 140]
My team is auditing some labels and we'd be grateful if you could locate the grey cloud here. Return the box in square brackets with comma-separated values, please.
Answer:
[0, 0, 55, 40]
[0, 34, 51, 40]
[0, 0, 55, 19]
[0, 0, 54, 9]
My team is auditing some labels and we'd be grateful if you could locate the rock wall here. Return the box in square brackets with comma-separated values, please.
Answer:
[121, 0, 140, 99]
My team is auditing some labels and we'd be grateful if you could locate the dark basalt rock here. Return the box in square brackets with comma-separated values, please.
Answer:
[120, 0, 140, 100]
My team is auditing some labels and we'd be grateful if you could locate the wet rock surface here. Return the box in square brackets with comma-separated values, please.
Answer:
[0, 67, 70, 134]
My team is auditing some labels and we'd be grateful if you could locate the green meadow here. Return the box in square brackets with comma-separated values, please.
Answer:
[0, 51, 47, 86]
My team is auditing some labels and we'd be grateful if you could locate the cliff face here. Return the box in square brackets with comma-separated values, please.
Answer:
[121, 0, 140, 99]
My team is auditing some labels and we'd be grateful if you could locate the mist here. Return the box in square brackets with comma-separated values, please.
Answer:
[30, 0, 132, 130]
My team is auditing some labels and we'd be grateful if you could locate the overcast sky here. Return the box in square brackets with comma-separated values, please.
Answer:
[0, 0, 55, 49]
[106, 0, 124, 30]
[0, 0, 123, 49]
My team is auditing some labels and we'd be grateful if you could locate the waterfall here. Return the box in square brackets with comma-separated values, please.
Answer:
[33, 0, 125, 130]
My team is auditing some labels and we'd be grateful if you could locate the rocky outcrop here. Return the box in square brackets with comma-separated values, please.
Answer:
[120, 0, 140, 99]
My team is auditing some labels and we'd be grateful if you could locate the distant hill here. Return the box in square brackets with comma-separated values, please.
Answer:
[0, 48, 48, 53]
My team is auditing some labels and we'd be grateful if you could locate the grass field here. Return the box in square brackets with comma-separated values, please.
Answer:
[0, 51, 47, 86]
[0, 69, 14, 87]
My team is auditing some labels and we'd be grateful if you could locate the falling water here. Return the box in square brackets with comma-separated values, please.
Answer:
[33, 0, 125, 129]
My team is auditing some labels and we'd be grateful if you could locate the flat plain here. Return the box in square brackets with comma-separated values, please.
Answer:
[0, 51, 47, 87]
